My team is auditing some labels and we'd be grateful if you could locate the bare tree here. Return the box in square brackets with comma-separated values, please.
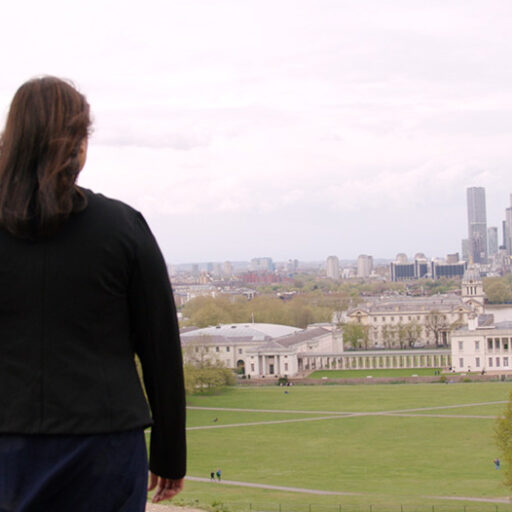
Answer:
[424, 310, 450, 347]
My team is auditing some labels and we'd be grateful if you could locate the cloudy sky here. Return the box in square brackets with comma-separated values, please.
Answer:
[1, 0, 512, 263]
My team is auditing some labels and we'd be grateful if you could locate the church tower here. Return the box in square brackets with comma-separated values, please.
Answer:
[461, 266, 485, 313]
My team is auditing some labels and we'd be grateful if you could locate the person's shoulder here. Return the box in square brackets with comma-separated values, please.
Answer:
[81, 188, 140, 218]
[79, 188, 151, 239]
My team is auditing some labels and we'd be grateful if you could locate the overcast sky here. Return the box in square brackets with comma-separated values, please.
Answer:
[1, 0, 512, 263]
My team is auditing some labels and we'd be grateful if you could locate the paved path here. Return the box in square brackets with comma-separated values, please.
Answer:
[187, 401, 505, 430]
[185, 476, 511, 505]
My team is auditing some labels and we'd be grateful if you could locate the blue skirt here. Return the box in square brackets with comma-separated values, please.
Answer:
[0, 429, 148, 512]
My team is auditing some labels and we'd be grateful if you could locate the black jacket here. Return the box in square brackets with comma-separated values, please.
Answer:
[0, 189, 186, 479]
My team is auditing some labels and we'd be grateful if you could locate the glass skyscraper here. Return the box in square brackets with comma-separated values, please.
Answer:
[467, 186, 487, 264]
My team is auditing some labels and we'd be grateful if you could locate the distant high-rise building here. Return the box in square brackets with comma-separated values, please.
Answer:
[467, 187, 488, 263]
[357, 254, 373, 278]
[505, 203, 512, 255]
[250, 257, 274, 272]
[461, 239, 470, 261]
[446, 253, 460, 264]
[390, 254, 414, 281]
[223, 261, 233, 276]
[488, 227, 498, 257]
[326, 255, 340, 279]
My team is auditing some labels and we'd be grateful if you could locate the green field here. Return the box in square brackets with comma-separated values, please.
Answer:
[308, 368, 442, 378]
[165, 383, 512, 512]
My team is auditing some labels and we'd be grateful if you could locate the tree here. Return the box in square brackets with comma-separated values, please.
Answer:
[403, 321, 422, 348]
[484, 277, 512, 304]
[381, 324, 395, 349]
[424, 310, 450, 347]
[342, 323, 369, 349]
[495, 390, 512, 490]
[183, 344, 236, 394]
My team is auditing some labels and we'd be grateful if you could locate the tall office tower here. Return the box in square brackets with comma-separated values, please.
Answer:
[357, 254, 373, 278]
[326, 255, 340, 279]
[461, 239, 470, 261]
[488, 227, 498, 257]
[467, 187, 488, 263]
[505, 198, 512, 255]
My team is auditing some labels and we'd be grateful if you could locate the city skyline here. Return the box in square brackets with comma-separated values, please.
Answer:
[2, 2, 512, 263]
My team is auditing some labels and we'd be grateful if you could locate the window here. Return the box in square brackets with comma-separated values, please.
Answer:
[496, 357, 501, 367]
[238, 348, 242, 354]
[408, 316, 411, 321]
[226, 346, 230, 352]
[382, 317, 385, 322]
[504, 338, 509, 350]
[216, 346, 219, 352]
[251, 363, 255, 372]
[489, 357, 493, 367]
[374, 317, 377, 322]
[391, 317, 394, 321]
[475, 341, 480, 351]
[488, 339, 493, 350]
[204, 347, 209, 352]
[195, 346, 199, 353]
[504, 357, 509, 367]
[416, 316, 420, 320]
[496, 339, 501, 350]
[475, 357, 480, 368]
[458, 341, 463, 351]
[284, 363, 288, 371]
[459, 358, 464, 368]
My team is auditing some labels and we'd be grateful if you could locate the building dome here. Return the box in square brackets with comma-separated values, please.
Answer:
[414, 253, 427, 260]
[462, 266, 481, 283]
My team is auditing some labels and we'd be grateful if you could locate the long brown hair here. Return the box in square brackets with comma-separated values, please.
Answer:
[0, 76, 91, 237]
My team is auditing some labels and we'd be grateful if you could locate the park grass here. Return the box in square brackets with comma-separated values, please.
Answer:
[186, 382, 512, 413]
[172, 480, 511, 512]
[187, 409, 323, 428]
[166, 383, 512, 511]
[308, 368, 442, 378]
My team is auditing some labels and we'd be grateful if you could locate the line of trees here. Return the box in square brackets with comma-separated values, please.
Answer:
[181, 294, 335, 329]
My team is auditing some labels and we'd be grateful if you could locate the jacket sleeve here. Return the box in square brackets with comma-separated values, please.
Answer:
[128, 211, 186, 479]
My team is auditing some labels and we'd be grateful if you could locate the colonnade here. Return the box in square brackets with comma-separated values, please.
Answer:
[298, 350, 451, 372]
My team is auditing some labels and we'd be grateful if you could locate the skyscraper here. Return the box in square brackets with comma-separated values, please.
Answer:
[357, 254, 373, 278]
[505, 195, 512, 255]
[326, 255, 340, 279]
[488, 227, 498, 257]
[467, 187, 487, 263]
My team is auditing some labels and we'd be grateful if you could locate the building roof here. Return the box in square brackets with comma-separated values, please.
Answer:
[181, 323, 302, 341]
[347, 294, 467, 315]
[181, 323, 330, 351]
[275, 327, 331, 348]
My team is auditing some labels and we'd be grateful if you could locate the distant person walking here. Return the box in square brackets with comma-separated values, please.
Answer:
[0, 76, 186, 510]
[210, 472, 215, 480]
[216, 469, 222, 481]
[494, 458, 501, 470]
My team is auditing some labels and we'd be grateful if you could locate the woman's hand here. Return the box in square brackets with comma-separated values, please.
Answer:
[148, 472, 184, 503]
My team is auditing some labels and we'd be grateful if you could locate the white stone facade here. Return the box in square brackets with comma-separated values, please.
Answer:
[451, 321, 512, 373]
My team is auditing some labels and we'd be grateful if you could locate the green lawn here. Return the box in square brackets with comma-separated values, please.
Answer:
[162, 383, 512, 511]
[308, 368, 442, 378]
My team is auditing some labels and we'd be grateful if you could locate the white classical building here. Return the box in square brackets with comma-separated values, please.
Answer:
[181, 322, 451, 377]
[341, 267, 486, 348]
[451, 316, 512, 373]
[180, 268, 504, 378]
[181, 323, 339, 378]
